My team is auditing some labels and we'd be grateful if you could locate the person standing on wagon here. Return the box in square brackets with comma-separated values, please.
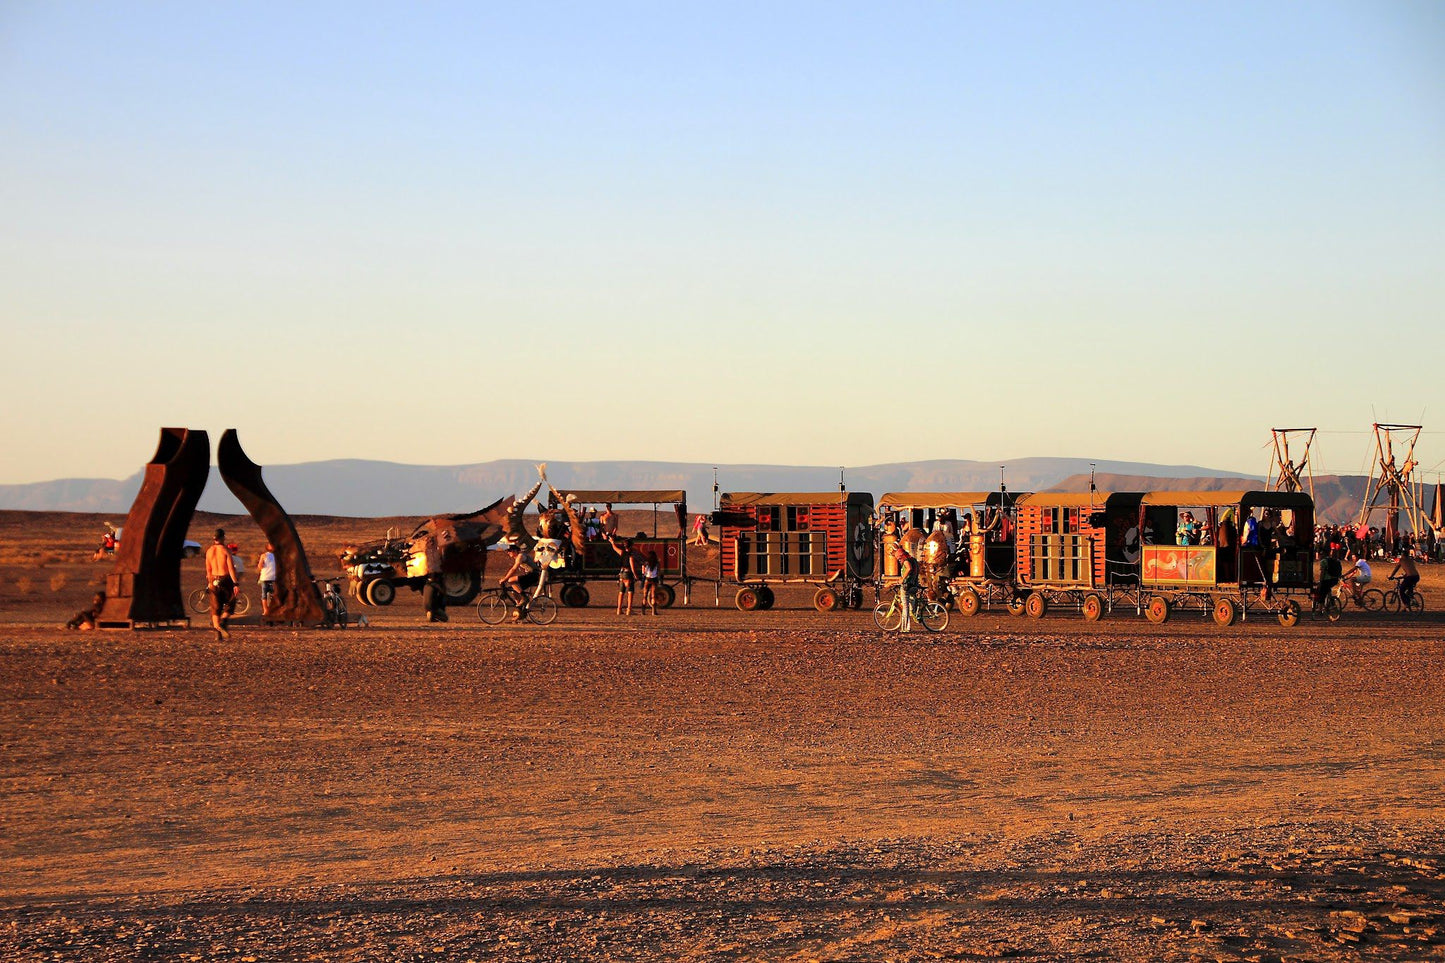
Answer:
[205, 528, 239, 641]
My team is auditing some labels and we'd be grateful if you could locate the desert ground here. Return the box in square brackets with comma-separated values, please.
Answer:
[1, 509, 1442, 961]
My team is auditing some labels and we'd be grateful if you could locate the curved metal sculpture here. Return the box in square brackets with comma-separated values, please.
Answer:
[216, 429, 324, 624]
[98, 428, 210, 628]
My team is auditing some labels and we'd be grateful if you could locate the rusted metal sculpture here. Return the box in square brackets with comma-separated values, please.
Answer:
[97, 428, 210, 628]
[216, 429, 325, 625]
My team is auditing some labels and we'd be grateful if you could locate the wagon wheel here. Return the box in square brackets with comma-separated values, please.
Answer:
[956, 587, 981, 617]
[735, 587, 760, 612]
[756, 586, 776, 610]
[366, 580, 396, 606]
[1277, 600, 1301, 627]
[442, 570, 480, 605]
[656, 583, 676, 608]
[1024, 591, 1048, 620]
[1145, 596, 1170, 624]
[1081, 593, 1104, 622]
[1212, 597, 1237, 627]
[1005, 594, 1027, 617]
[813, 587, 839, 612]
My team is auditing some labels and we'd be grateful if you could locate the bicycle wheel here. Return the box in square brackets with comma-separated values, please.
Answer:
[478, 594, 509, 625]
[527, 596, 558, 625]
[1361, 588, 1385, 612]
[918, 600, 949, 633]
[189, 587, 210, 614]
[1326, 595, 1343, 622]
[1383, 590, 1401, 614]
[232, 591, 251, 617]
[1406, 593, 1425, 614]
[873, 600, 903, 632]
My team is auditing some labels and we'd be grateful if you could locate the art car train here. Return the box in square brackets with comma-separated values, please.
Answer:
[721, 486, 1318, 627]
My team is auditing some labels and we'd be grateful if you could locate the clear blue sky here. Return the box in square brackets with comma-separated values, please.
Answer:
[2, 1, 1441, 483]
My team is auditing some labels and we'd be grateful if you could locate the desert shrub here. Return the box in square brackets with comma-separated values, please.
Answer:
[50, 573, 68, 593]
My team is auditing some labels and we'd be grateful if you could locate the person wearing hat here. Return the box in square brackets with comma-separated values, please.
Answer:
[204, 528, 239, 640]
[498, 540, 540, 612]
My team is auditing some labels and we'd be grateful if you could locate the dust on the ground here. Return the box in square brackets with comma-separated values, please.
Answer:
[1, 511, 1443, 959]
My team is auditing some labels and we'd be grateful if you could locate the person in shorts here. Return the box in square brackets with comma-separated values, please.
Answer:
[1388, 553, 1420, 607]
[1341, 553, 1372, 605]
[608, 534, 639, 616]
[499, 543, 541, 610]
[256, 543, 277, 609]
[641, 550, 662, 614]
[205, 528, 239, 640]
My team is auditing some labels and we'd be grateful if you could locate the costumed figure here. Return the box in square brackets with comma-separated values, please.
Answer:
[916, 524, 954, 603]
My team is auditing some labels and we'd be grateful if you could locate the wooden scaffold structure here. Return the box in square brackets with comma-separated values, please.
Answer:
[1267, 427, 1316, 498]
[1358, 423, 1426, 544]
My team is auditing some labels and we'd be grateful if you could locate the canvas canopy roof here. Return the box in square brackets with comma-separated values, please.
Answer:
[722, 492, 871, 507]
[878, 492, 1014, 510]
[1021, 491, 1139, 508]
[1139, 490, 1312, 509]
[557, 490, 686, 505]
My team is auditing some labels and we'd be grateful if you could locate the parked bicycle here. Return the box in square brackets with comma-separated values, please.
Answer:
[188, 585, 251, 617]
[873, 586, 949, 633]
[477, 585, 559, 626]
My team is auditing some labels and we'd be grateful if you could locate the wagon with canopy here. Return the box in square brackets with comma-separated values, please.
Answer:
[875, 491, 1024, 616]
[547, 489, 691, 607]
[717, 491, 875, 612]
[1013, 490, 1146, 620]
[1136, 490, 1315, 627]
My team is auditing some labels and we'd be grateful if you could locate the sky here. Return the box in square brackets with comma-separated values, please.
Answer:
[1, 1, 1442, 484]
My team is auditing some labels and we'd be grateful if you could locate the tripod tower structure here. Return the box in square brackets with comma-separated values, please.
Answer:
[1267, 428, 1316, 498]
[1358, 423, 1425, 545]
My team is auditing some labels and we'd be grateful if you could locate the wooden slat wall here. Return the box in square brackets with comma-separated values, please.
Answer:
[1015, 505, 1108, 586]
[719, 501, 849, 581]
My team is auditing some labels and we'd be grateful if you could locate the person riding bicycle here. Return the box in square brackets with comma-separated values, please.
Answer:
[1340, 553, 1372, 605]
[1388, 553, 1420, 607]
[1313, 546, 1342, 610]
[499, 542, 541, 610]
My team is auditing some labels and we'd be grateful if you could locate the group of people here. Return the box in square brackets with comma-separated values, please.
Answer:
[202, 530, 277, 640]
[1314, 545, 1420, 609]
[1315, 522, 1440, 564]
[492, 485, 668, 618]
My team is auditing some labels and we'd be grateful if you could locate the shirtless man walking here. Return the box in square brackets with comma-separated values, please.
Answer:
[205, 528, 239, 640]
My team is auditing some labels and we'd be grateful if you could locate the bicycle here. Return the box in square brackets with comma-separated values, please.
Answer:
[189, 584, 252, 617]
[1373, 576, 1426, 615]
[1308, 583, 1345, 622]
[477, 585, 559, 625]
[873, 586, 949, 633]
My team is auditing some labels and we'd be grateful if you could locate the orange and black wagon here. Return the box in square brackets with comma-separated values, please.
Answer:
[717, 491, 875, 612]
[1134, 490, 1315, 627]
[874, 491, 1025, 616]
[1013, 490, 1146, 620]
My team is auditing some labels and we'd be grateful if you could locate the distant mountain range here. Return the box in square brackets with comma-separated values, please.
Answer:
[0, 457, 1264, 517]
[3, 459, 1429, 529]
